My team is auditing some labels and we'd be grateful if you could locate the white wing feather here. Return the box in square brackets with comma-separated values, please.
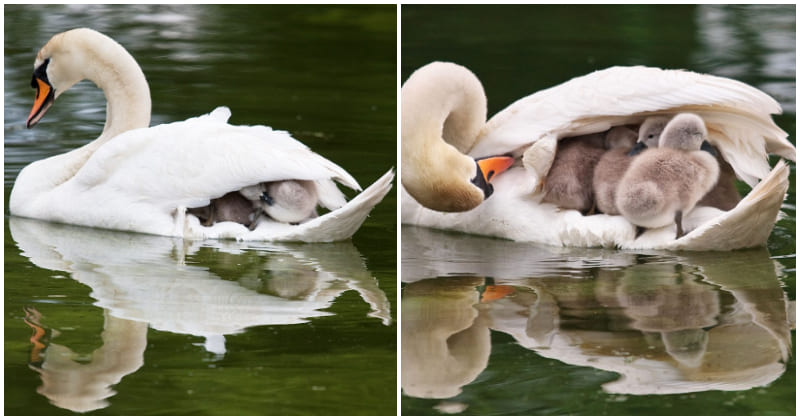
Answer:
[470, 66, 794, 185]
[75, 107, 361, 211]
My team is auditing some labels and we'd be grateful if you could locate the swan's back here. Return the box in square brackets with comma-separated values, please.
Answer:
[89, 108, 359, 208]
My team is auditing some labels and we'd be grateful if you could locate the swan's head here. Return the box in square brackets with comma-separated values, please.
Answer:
[658, 113, 708, 150]
[403, 150, 514, 213]
[27, 29, 97, 128]
[402, 61, 514, 212]
[26, 28, 148, 130]
[636, 116, 671, 148]
[26, 56, 56, 128]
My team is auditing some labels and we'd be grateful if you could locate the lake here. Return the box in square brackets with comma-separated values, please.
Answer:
[4, 4, 396, 415]
[401, 4, 795, 416]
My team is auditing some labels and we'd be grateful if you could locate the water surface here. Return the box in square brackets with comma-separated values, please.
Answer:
[4, 4, 396, 415]
[401, 4, 794, 416]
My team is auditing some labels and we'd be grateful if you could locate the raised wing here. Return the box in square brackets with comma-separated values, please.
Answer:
[75, 107, 361, 210]
[470, 66, 794, 185]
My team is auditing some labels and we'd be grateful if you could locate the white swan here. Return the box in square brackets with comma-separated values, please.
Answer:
[9, 28, 393, 242]
[401, 62, 795, 251]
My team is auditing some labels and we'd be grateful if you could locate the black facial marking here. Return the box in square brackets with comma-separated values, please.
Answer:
[471, 163, 494, 199]
[31, 58, 51, 88]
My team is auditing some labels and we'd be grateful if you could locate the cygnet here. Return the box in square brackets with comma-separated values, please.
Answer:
[616, 113, 720, 238]
[636, 115, 672, 148]
[541, 133, 606, 213]
[593, 126, 638, 215]
[241, 180, 318, 224]
[188, 192, 257, 229]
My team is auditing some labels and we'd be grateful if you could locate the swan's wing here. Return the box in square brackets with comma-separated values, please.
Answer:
[470, 66, 794, 184]
[74, 107, 361, 210]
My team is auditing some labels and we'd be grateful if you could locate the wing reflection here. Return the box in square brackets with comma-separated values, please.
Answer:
[402, 226, 793, 401]
[10, 216, 391, 413]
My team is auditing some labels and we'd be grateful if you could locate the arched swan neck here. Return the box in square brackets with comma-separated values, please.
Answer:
[82, 34, 151, 141]
[402, 62, 487, 155]
[44, 28, 152, 143]
[401, 62, 489, 211]
[96, 64, 151, 141]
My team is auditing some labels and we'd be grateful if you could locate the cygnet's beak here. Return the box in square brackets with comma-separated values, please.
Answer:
[700, 140, 718, 157]
[471, 155, 515, 199]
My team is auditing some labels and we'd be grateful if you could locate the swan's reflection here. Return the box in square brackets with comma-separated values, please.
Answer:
[402, 277, 490, 399]
[402, 226, 793, 403]
[10, 217, 392, 413]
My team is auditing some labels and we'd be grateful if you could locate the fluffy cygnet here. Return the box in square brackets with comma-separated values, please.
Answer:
[616, 113, 720, 238]
[634, 116, 741, 211]
[541, 133, 606, 213]
[593, 126, 638, 215]
[241, 180, 318, 224]
[188, 192, 257, 229]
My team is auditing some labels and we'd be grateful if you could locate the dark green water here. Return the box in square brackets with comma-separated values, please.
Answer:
[4, 5, 396, 415]
[402, 4, 795, 416]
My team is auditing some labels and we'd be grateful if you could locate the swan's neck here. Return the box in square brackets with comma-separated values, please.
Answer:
[54, 33, 152, 189]
[85, 39, 152, 143]
[403, 67, 487, 155]
[401, 62, 488, 210]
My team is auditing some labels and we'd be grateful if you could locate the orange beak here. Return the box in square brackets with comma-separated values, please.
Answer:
[476, 155, 515, 183]
[27, 77, 55, 128]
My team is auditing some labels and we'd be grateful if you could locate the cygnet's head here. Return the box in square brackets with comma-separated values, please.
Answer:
[263, 180, 318, 223]
[637, 116, 671, 147]
[658, 113, 708, 151]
